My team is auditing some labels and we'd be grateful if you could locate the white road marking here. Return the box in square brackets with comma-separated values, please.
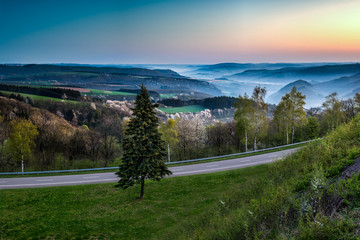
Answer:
[82, 176, 100, 179]
[205, 164, 219, 168]
[36, 179, 54, 182]
[174, 160, 273, 175]
[242, 160, 251, 162]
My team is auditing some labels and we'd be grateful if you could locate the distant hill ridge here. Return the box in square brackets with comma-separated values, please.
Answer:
[0, 64, 185, 78]
[267, 79, 324, 107]
[0, 64, 222, 96]
[230, 63, 360, 81]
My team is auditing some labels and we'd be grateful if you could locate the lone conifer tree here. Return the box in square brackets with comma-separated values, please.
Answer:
[116, 85, 171, 199]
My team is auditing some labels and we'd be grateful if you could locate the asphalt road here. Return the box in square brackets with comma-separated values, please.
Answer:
[0, 148, 299, 189]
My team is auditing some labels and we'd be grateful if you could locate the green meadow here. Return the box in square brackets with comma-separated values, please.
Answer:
[158, 105, 206, 114]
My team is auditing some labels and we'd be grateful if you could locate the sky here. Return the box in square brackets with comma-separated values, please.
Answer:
[0, 0, 360, 64]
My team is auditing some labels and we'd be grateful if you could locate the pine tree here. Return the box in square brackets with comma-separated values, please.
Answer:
[116, 85, 171, 199]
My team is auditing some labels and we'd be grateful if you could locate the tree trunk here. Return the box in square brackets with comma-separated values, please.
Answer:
[254, 135, 257, 151]
[168, 144, 170, 163]
[245, 130, 248, 152]
[286, 126, 289, 145]
[291, 126, 295, 144]
[21, 154, 24, 174]
[183, 143, 186, 160]
[140, 176, 145, 200]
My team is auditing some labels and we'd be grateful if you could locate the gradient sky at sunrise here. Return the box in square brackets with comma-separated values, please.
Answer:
[1, 0, 359, 64]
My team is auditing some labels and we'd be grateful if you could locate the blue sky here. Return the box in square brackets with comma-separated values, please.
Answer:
[1, 0, 359, 64]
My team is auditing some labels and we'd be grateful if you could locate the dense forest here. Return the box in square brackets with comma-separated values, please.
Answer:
[158, 96, 237, 109]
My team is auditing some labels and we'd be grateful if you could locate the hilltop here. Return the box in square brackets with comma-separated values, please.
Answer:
[268, 80, 324, 107]
[0, 64, 221, 97]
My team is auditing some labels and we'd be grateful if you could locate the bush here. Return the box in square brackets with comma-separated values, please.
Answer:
[71, 159, 95, 169]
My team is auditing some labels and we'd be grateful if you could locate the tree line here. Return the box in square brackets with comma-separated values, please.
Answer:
[0, 84, 82, 100]
[158, 87, 360, 161]
[158, 96, 237, 109]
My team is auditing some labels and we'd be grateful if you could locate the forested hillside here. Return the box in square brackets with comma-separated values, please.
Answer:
[1, 87, 359, 172]
[0, 64, 221, 96]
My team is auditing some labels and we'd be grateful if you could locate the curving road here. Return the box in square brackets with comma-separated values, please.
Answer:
[0, 148, 299, 189]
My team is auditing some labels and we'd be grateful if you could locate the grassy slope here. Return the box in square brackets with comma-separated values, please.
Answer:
[0, 90, 77, 103]
[158, 105, 206, 114]
[84, 89, 136, 96]
[192, 117, 360, 239]
[0, 165, 268, 239]
[1, 119, 360, 239]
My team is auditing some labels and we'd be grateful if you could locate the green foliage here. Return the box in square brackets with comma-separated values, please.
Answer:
[234, 86, 268, 151]
[116, 85, 171, 199]
[274, 86, 306, 144]
[299, 215, 356, 240]
[234, 93, 253, 151]
[322, 92, 344, 132]
[6, 119, 39, 168]
[100, 135, 121, 167]
[355, 92, 360, 112]
[158, 119, 178, 147]
[305, 116, 320, 139]
[71, 159, 96, 169]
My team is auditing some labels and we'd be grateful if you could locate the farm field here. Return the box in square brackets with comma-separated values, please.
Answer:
[0, 90, 78, 103]
[159, 93, 178, 98]
[3, 71, 100, 79]
[158, 105, 206, 113]
[83, 89, 136, 96]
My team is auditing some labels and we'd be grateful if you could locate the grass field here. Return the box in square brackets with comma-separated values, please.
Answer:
[4, 72, 100, 79]
[83, 89, 136, 96]
[1, 120, 359, 239]
[0, 165, 269, 239]
[158, 105, 206, 114]
[0, 90, 78, 104]
[159, 93, 178, 98]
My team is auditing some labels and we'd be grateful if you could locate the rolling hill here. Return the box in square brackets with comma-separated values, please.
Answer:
[314, 73, 360, 98]
[267, 80, 324, 107]
[228, 63, 360, 83]
[0, 64, 221, 97]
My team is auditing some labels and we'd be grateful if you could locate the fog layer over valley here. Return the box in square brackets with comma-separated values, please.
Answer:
[140, 62, 360, 108]
[1, 62, 359, 108]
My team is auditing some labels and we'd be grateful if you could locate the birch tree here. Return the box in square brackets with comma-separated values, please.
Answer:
[7, 119, 39, 172]
[322, 92, 344, 131]
[234, 93, 252, 152]
[250, 86, 269, 150]
[274, 86, 306, 144]
[234, 87, 268, 151]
